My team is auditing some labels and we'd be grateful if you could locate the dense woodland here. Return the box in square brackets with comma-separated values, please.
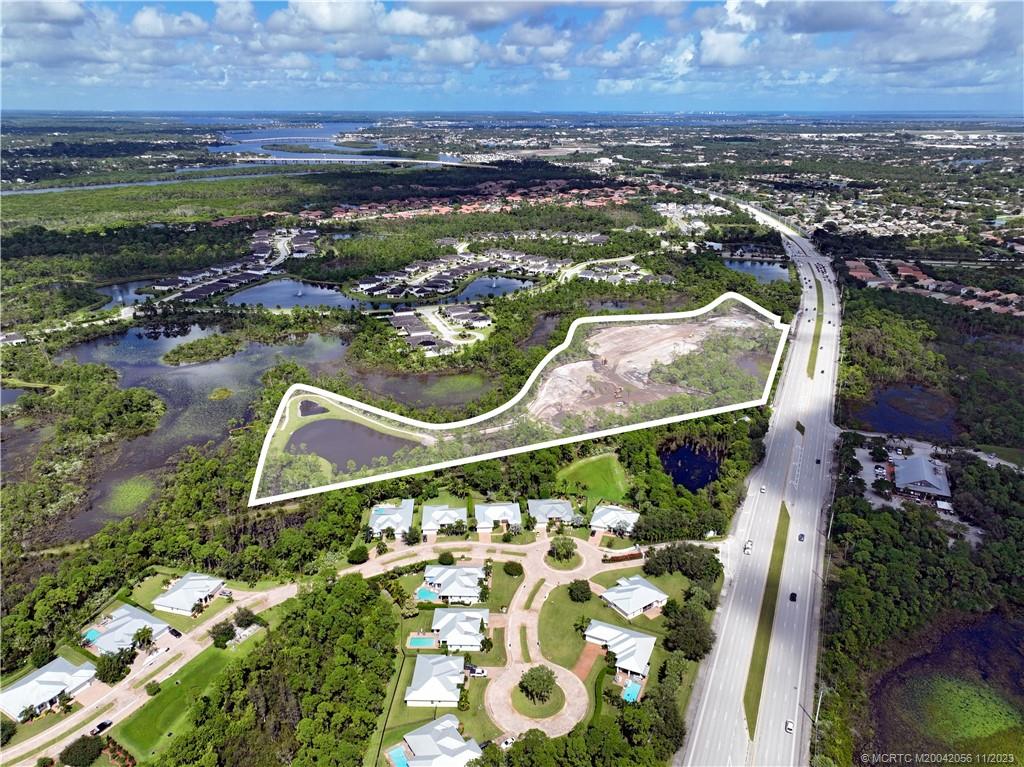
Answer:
[814, 436, 1024, 766]
[838, 288, 1024, 449]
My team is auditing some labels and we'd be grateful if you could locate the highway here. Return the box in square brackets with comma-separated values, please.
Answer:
[679, 206, 840, 767]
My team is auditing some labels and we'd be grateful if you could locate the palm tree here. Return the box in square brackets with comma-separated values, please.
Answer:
[133, 625, 154, 650]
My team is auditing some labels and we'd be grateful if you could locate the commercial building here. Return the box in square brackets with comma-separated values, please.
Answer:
[893, 455, 951, 498]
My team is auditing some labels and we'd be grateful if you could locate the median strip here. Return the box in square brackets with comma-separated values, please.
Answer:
[806, 278, 824, 378]
[743, 501, 790, 740]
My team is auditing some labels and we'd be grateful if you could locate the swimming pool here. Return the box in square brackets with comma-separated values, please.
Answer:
[83, 628, 101, 644]
[408, 636, 436, 648]
[416, 587, 438, 601]
[387, 746, 410, 767]
[622, 681, 642, 703]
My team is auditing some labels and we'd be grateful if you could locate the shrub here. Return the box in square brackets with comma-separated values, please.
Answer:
[58, 735, 103, 767]
[95, 648, 135, 684]
[209, 620, 236, 649]
[36, 758, 55, 767]
[568, 579, 592, 603]
[233, 606, 260, 629]
[518, 665, 556, 703]
[503, 561, 524, 577]
[145, 680, 161, 696]
[347, 545, 369, 564]
[437, 551, 455, 566]
[1, 718, 16, 746]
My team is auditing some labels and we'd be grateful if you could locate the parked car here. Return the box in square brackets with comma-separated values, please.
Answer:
[469, 667, 487, 678]
[90, 720, 113, 736]
[500, 736, 517, 751]
[168, 627, 182, 638]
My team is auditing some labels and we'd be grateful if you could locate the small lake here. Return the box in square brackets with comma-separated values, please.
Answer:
[723, 260, 790, 283]
[849, 385, 957, 441]
[658, 443, 721, 492]
[447, 276, 533, 302]
[96, 280, 154, 310]
[53, 324, 349, 538]
[0, 387, 29, 406]
[286, 418, 417, 472]
[869, 612, 1024, 757]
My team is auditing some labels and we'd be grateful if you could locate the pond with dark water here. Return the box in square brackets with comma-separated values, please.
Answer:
[96, 280, 154, 310]
[658, 443, 721, 492]
[849, 385, 957, 441]
[286, 418, 417, 472]
[1, 387, 29, 406]
[723, 259, 791, 283]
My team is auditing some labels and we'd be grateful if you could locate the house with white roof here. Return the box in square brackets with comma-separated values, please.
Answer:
[91, 605, 170, 655]
[422, 566, 486, 605]
[401, 714, 482, 767]
[527, 498, 574, 526]
[369, 499, 415, 538]
[0, 657, 97, 720]
[584, 620, 657, 679]
[600, 575, 668, 620]
[474, 502, 522, 532]
[421, 504, 467, 537]
[404, 655, 465, 707]
[152, 572, 225, 616]
[590, 505, 640, 536]
[431, 609, 489, 651]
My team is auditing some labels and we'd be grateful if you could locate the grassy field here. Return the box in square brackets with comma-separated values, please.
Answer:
[977, 444, 1024, 467]
[806, 278, 824, 379]
[599, 535, 635, 549]
[420, 374, 489, 402]
[487, 566, 524, 611]
[511, 678, 566, 718]
[111, 637, 262, 760]
[544, 552, 582, 571]
[556, 452, 629, 511]
[102, 476, 155, 516]
[520, 626, 532, 662]
[743, 502, 790, 739]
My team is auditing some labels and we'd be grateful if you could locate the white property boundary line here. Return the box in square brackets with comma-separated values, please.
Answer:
[249, 291, 790, 506]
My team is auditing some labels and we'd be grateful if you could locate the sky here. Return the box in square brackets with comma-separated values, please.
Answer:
[2, 0, 1022, 114]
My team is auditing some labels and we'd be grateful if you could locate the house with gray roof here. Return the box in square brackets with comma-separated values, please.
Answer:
[404, 655, 465, 708]
[431, 609, 489, 651]
[91, 605, 170, 655]
[152, 572, 224, 616]
[422, 566, 486, 605]
[894, 456, 951, 498]
[600, 575, 668, 620]
[474, 502, 522, 532]
[0, 657, 96, 720]
[369, 499, 415, 538]
[584, 620, 657, 679]
[527, 498, 574, 526]
[401, 714, 482, 767]
[421, 504, 467, 537]
[590, 505, 640, 536]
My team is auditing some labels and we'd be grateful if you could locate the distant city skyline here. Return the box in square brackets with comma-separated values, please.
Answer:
[2, 1, 1022, 113]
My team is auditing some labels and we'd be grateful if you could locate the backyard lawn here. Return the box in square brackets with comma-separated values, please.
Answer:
[556, 452, 629, 511]
[111, 634, 263, 759]
[487, 566, 524, 612]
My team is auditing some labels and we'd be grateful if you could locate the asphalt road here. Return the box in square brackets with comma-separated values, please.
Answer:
[680, 212, 840, 767]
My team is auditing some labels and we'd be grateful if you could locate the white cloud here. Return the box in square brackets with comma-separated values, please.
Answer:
[2, 0, 85, 24]
[700, 29, 751, 66]
[213, 0, 256, 34]
[415, 34, 480, 65]
[130, 7, 208, 39]
[380, 8, 463, 37]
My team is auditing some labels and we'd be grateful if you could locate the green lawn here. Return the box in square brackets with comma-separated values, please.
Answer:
[111, 636, 263, 760]
[3, 704, 82, 748]
[520, 626, 532, 663]
[590, 566, 690, 604]
[556, 453, 629, 511]
[511, 678, 566, 718]
[544, 553, 582, 571]
[977, 444, 1024, 467]
[806, 278, 824, 379]
[599, 535, 635, 550]
[16, 701, 114, 765]
[467, 627, 506, 668]
[458, 680, 501, 743]
[525, 579, 546, 610]
[743, 502, 790, 739]
[487, 566, 524, 611]
[57, 643, 99, 666]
